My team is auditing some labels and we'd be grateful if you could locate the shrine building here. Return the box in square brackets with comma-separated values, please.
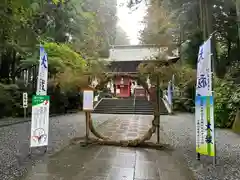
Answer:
[93, 44, 179, 99]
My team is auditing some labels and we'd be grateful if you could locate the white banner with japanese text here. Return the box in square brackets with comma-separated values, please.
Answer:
[196, 37, 212, 96]
[31, 45, 50, 148]
[195, 37, 215, 157]
[30, 95, 50, 147]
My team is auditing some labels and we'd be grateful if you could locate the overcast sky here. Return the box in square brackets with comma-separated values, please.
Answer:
[117, 0, 147, 45]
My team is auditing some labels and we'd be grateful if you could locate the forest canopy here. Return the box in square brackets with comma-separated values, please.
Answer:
[0, 0, 129, 117]
[138, 0, 240, 128]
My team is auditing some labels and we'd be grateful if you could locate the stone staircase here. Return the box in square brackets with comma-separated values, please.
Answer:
[93, 98, 168, 115]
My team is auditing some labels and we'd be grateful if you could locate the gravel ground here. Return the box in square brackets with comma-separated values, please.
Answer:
[0, 113, 110, 180]
[160, 113, 240, 180]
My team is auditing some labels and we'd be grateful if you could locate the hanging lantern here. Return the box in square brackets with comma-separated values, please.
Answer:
[120, 77, 124, 84]
[120, 77, 124, 87]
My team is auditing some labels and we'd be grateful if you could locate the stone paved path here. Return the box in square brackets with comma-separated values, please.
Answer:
[20, 114, 194, 180]
[97, 114, 151, 140]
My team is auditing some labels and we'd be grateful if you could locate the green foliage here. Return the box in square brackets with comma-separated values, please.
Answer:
[44, 42, 86, 74]
[214, 78, 239, 128]
[0, 81, 83, 119]
[171, 65, 196, 112]
[0, 0, 118, 119]
[138, 0, 240, 129]
[214, 62, 240, 128]
[0, 83, 22, 118]
[171, 65, 240, 128]
[140, 1, 178, 47]
[181, 30, 203, 68]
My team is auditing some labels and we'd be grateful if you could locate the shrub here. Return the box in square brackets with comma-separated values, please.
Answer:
[173, 81, 195, 113]
[0, 81, 83, 119]
[0, 84, 14, 118]
[172, 65, 196, 112]
[0, 83, 23, 118]
[214, 78, 240, 128]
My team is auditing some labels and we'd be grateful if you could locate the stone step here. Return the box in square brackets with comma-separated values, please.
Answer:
[93, 110, 158, 115]
[93, 98, 168, 115]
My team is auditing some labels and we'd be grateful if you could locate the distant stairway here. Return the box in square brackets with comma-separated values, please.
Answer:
[93, 98, 168, 115]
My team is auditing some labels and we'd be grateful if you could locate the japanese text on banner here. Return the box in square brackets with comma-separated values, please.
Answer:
[196, 38, 212, 96]
[195, 96, 215, 156]
[36, 46, 48, 95]
[30, 95, 50, 147]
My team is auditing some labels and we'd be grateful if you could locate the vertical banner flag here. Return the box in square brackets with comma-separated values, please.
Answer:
[31, 45, 49, 148]
[195, 37, 215, 157]
[172, 74, 175, 92]
[167, 81, 172, 106]
[196, 38, 212, 96]
[36, 45, 48, 95]
[30, 95, 50, 147]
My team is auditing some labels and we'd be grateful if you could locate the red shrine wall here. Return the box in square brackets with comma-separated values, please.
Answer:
[114, 76, 152, 99]
[115, 76, 131, 97]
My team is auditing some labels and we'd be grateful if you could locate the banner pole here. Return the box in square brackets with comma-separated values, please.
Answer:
[85, 111, 90, 144]
[210, 34, 217, 166]
[197, 152, 200, 160]
[24, 107, 27, 119]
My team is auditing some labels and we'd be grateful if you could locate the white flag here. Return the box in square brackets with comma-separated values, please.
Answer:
[167, 81, 172, 105]
[36, 45, 48, 95]
[172, 74, 175, 92]
[196, 37, 212, 96]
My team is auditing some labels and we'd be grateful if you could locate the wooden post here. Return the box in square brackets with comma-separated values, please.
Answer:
[82, 86, 94, 146]
[156, 74, 160, 144]
[85, 111, 90, 144]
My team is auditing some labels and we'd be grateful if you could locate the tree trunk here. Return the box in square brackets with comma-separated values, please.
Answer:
[11, 50, 16, 84]
[200, 0, 207, 40]
[205, 0, 213, 37]
[233, 0, 240, 133]
[199, 0, 213, 40]
[236, 0, 240, 44]
[199, 0, 204, 38]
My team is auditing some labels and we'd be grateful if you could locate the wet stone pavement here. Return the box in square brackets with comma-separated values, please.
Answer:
[96, 114, 151, 141]
[20, 114, 194, 180]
